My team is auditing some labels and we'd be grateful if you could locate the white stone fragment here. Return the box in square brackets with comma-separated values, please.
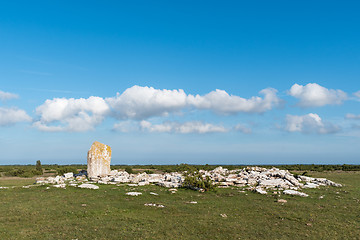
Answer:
[283, 190, 308, 197]
[63, 172, 74, 179]
[126, 192, 142, 196]
[144, 203, 164, 208]
[303, 183, 319, 189]
[78, 183, 99, 190]
[255, 188, 267, 195]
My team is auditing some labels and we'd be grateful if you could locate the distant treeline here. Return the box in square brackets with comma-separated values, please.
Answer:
[0, 164, 359, 178]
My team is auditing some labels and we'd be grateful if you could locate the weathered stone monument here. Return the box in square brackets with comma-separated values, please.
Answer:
[87, 141, 111, 179]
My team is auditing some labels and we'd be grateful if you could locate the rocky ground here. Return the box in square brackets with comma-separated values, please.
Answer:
[34, 166, 342, 197]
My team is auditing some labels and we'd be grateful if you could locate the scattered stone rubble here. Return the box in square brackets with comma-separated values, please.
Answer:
[35, 166, 342, 197]
[144, 203, 165, 208]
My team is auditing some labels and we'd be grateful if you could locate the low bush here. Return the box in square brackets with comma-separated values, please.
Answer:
[5, 168, 42, 178]
[183, 172, 216, 191]
[125, 166, 133, 174]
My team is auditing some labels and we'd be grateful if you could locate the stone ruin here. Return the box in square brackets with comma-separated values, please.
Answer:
[87, 141, 111, 179]
[34, 141, 343, 197]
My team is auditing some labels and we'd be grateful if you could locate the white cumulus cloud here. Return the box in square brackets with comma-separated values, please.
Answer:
[288, 83, 347, 107]
[34, 85, 282, 132]
[34, 96, 110, 132]
[107, 85, 281, 120]
[284, 113, 339, 134]
[140, 120, 228, 134]
[106, 85, 188, 120]
[0, 90, 19, 101]
[0, 107, 32, 126]
[188, 88, 281, 114]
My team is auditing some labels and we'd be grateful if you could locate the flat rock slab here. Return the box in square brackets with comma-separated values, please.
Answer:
[126, 192, 142, 196]
[303, 183, 319, 189]
[255, 188, 267, 195]
[78, 183, 99, 190]
[283, 190, 308, 197]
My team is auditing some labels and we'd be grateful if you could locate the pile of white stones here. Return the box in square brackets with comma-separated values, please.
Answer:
[35, 166, 342, 196]
[35, 170, 184, 189]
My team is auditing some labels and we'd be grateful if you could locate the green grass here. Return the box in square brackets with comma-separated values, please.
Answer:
[0, 171, 359, 239]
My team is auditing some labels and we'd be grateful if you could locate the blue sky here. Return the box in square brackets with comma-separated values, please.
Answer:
[0, 1, 359, 165]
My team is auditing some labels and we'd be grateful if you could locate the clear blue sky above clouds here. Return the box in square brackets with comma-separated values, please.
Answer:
[0, 1, 359, 164]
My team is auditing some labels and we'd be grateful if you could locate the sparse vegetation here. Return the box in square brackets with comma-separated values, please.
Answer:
[183, 172, 216, 191]
[0, 171, 358, 239]
[56, 166, 78, 176]
[35, 160, 42, 173]
[125, 166, 133, 174]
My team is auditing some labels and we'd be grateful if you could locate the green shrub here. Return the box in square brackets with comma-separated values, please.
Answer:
[125, 166, 133, 174]
[144, 170, 154, 174]
[4, 168, 42, 178]
[183, 172, 216, 192]
[36, 160, 42, 173]
[176, 164, 198, 173]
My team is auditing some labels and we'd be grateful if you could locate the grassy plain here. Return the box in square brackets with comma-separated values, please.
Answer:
[0, 171, 359, 239]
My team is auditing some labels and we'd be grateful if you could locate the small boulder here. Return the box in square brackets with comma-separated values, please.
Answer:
[255, 188, 267, 195]
[63, 172, 74, 179]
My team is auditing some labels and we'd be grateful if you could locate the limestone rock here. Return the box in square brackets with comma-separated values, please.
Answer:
[303, 182, 319, 189]
[144, 203, 165, 208]
[255, 187, 267, 195]
[258, 179, 288, 188]
[78, 183, 99, 189]
[283, 190, 308, 197]
[64, 172, 74, 179]
[126, 192, 142, 196]
[87, 141, 111, 179]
